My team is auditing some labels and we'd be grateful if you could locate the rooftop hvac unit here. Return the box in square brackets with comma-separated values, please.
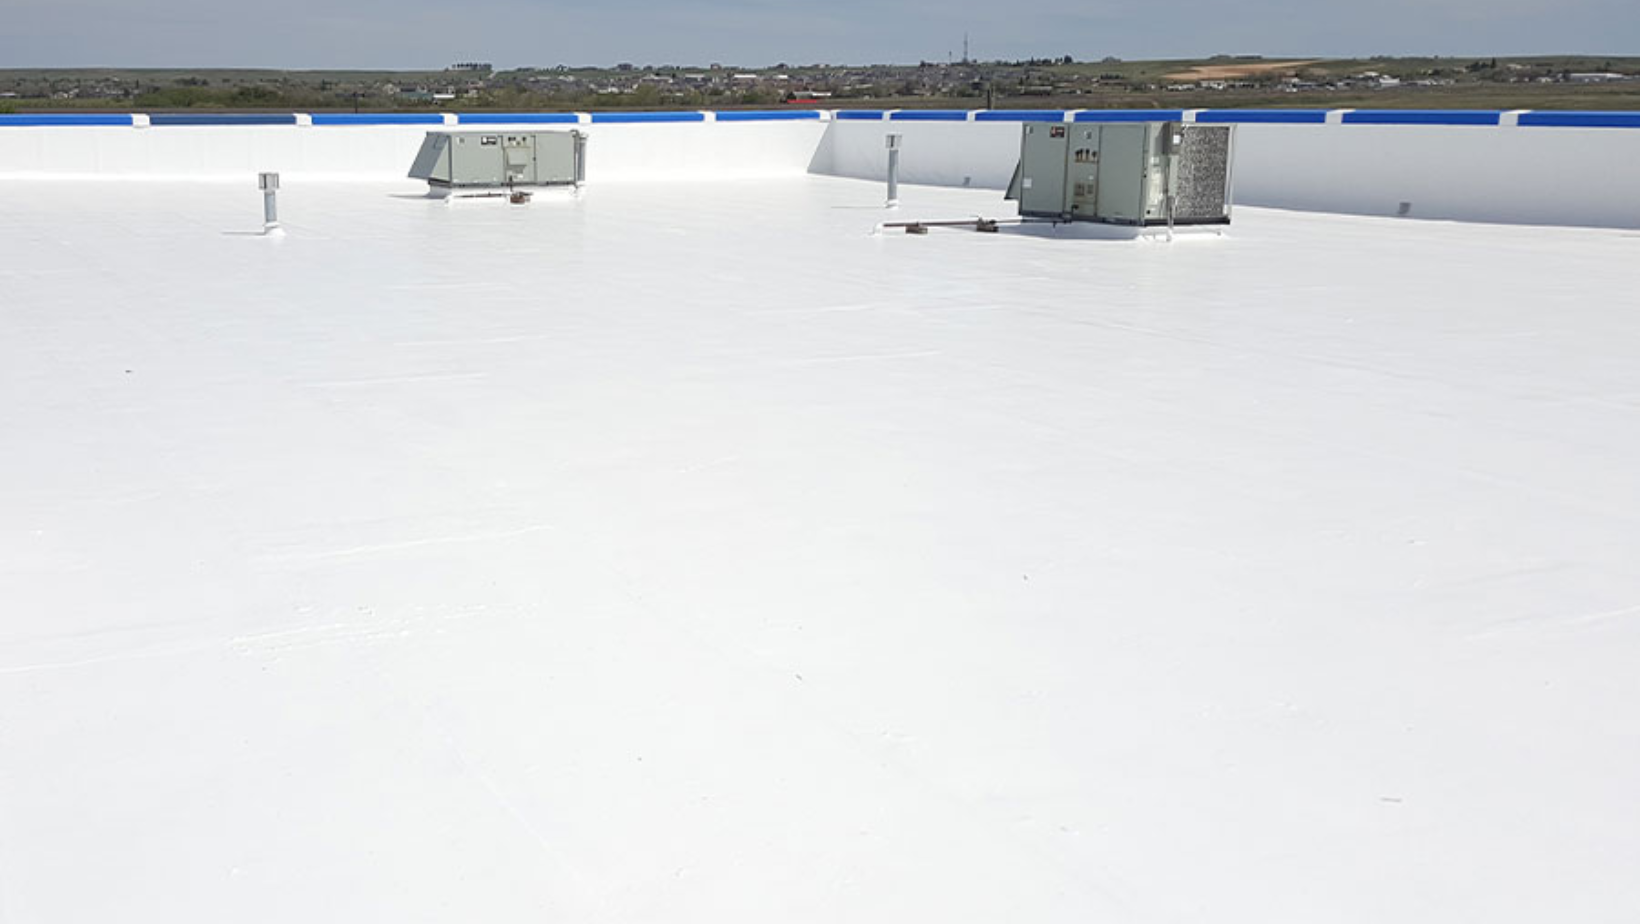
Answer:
[1006, 122, 1233, 227]
[408, 129, 586, 194]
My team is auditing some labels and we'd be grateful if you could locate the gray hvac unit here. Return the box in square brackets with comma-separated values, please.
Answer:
[1006, 122, 1233, 227]
[408, 129, 586, 192]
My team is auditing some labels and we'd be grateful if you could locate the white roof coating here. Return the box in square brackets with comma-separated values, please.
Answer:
[3, 174, 1639, 922]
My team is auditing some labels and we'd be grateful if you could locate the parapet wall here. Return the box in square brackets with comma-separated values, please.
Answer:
[4, 109, 1639, 228]
[0, 111, 828, 183]
[817, 109, 1640, 230]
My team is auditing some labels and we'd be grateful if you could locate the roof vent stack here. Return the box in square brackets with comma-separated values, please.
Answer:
[258, 172, 280, 234]
[885, 133, 902, 208]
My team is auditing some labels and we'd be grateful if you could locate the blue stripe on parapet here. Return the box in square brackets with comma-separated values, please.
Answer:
[310, 113, 446, 125]
[457, 112, 579, 124]
[590, 111, 706, 123]
[714, 110, 823, 121]
[835, 110, 888, 120]
[1195, 109, 1328, 124]
[1341, 110, 1501, 126]
[0, 113, 135, 126]
[974, 110, 1067, 122]
[889, 110, 970, 121]
[147, 113, 298, 126]
[1072, 109, 1185, 122]
[1518, 111, 1640, 129]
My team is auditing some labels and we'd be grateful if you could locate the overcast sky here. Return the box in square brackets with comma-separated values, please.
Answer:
[3, 0, 1637, 68]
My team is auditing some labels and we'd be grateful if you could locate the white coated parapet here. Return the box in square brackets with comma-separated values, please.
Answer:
[814, 109, 1640, 229]
[3, 109, 1640, 227]
[1230, 123, 1640, 228]
[0, 112, 829, 184]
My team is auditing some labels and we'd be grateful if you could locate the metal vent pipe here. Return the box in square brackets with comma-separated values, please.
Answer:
[885, 134, 901, 208]
[259, 172, 280, 231]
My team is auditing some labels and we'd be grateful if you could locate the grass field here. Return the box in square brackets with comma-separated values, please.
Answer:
[3, 56, 1637, 113]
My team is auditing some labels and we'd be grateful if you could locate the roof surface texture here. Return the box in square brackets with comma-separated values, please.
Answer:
[2, 171, 1637, 921]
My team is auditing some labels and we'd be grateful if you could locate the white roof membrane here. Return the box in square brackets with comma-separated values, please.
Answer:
[2, 174, 1638, 921]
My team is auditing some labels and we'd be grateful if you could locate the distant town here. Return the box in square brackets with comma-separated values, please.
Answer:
[4, 55, 1639, 112]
